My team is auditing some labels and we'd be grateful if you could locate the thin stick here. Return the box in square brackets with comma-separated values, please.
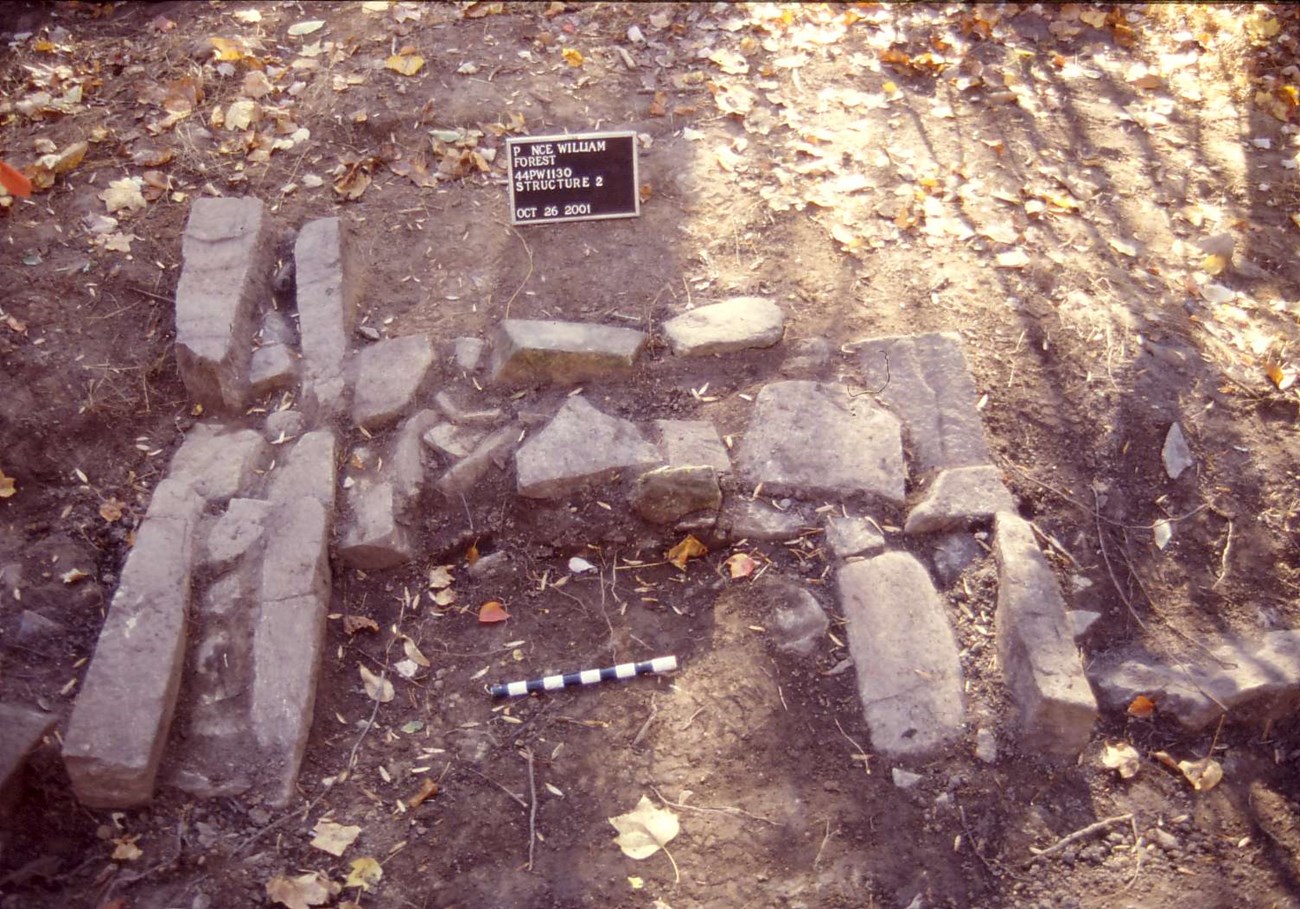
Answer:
[632, 694, 658, 747]
[812, 819, 835, 871]
[501, 222, 534, 319]
[1213, 519, 1233, 588]
[833, 718, 872, 775]
[1094, 490, 1147, 631]
[650, 785, 777, 826]
[523, 747, 538, 871]
[959, 805, 996, 876]
[463, 766, 528, 808]
[1026, 814, 1133, 864]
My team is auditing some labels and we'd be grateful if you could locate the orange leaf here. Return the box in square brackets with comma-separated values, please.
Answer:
[666, 535, 707, 571]
[466, 541, 480, 566]
[405, 777, 438, 808]
[1127, 694, 1156, 718]
[0, 161, 32, 198]
[343, 614, 379, 635]
[98, 499, 125, 523]
[478, 600, 508, 623]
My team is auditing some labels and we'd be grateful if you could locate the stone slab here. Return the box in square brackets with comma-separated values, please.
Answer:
[266, 430, 337, 511]
[756, 577, 829, 656]
[352, 335, 435, 431]
[436, 424, 520, 498]
[719, 498, 807, 541]
[390, 409, 441, 507]
[737, 381, 905, 504]
[1090, 656, 1219, 729]
[296, 218, 358, 418]
[905, 465, 1015, 535]
[854, 332, 991, 474]
[0, 703, 56, 798]
[454, 337, 485, 372]
[824, 516, 886, 559]
[931, 533, 983, 587]
[252, 496, 332, 805]
[203, 497, 274, 573]
[994, 512, 1098, 755]
[838, 552, 965, 757]
[62, 479, 204, 807]
[170, 424, 269, 504]
[424, 422, 487, 461]
[654, 419, 731, 472]
[249, 343, 298, 397]
[661, 297, 785, 357]
[338, 481, 412, 569]
[632, 466, 721, 524]
[489, 320, 646, 386]
[435, 390, 504, 427]
[174, 197, 272, 412]
[515, 397, 660, 499]
[265, 409, 306, 442]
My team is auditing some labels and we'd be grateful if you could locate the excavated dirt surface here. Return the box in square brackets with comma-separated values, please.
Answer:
[4, 3, 1300, 908]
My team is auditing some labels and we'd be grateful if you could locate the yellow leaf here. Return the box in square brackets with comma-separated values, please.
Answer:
[1178, 756, 1224, 792]
[111, 836, 143, 861]
[310, 819, 362, 857]
[666, 535, 707, 570]
[0, 469, 15, 499]
[385, 54, 425, 76]
[562, 48, 584, 68]
[1265, 361, 1296, 391]
[210, 36, 250, 62]
[344, 857, 383, 891]
[609, 795, 680, 860]
[1202, 254, 1228, 275]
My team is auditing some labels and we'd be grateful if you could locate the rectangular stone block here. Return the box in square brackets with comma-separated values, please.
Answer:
[994, 512, 1098, 756]
[489, 319, 646, 386]
[170, 424, 269, 503]
[854, 332, 991, 474]
[655, 419, 731, 472]
[252, 496, 332, 805]
[62, 479, 204, 807]
[174, 198, 273, 412]
[266, 430, 338, 511]
[296, 218, 359, 418]
[838, 552, 965, 757]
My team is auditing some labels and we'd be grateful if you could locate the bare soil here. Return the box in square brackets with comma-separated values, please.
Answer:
[4, 3, 1300, 908]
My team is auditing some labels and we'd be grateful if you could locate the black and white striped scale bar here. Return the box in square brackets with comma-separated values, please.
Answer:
[489, 655, 678, 698]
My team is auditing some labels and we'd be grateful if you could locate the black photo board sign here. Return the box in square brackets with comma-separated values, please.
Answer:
[506, 130, 640, 226]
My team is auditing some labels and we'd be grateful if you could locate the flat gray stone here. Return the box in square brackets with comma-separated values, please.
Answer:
[296, 218, 358, 418]
[1162, 422, 1193, 480]
[436, 425, 520, 498]
[838, 552, 965, 757]
[203, 498, 274, 573]
[170, 424, 269, 504]
[1068, 610, 1102, 640]
[720, 498, 807, 541]
[453, 337, 485, 372]
[264, 409, 305, 443]
[994, 512, 1098, 756]
[249, 343, 298, 397]
[0, 703, 56, 797]
[338, 481, 412, 569]
[654, 419, 731, 472]
[352, 335, 434, 431]
[174, 198, 271, 412]
[435, 390, 504, 427]
[489, 320, 646, 386]
[737, 381, 905, 504]
[974, 728, 998, 763]
[661, 297, 785, 357]
[424, 422, 487, 460]
[781, 337, 832, 375]
[265, 429, 337, 511]
[855, 332, 991, 475]
[757, 577, 829, 655]
[62, 479, 204, 807]
[515, 397, 659, 499]
[1089, 656, 1218, 729]
[931, 533, 984, 587]
[905, 465, 1015, 535]
[632, 466, 721, 524]
[259, 309, 297, 346]
[390, 409, 441, 507]
[824, 516, 886, 559]
[252, 496, 331, 805]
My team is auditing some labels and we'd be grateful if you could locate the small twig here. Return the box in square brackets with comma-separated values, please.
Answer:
[812, 818, 835, 871]
[522, 747, 538, 871]
[679, 705, 706, 731]
[463, 766, 528, 808]
[1095, 489, 1147, 631]
[500, 222, 534, 319]
[632, 694, 658, 747]
[959, 805, 996, 876]
[833, 718, 872, 775]
[1121, 815, 1144, 890]
[1213, 519, 1233, 588]
[650, 785, 777, 826]
[1026, 813, 1134, 864]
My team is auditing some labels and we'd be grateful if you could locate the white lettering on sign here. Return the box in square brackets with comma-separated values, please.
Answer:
[555, 139, 607, 153]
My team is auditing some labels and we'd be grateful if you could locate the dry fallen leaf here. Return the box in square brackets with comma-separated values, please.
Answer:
[433, 588, 456, 607]
[344, 857, 383, 891]
[99, 499, 125, 523]
[995, 249, 1030, 269]
[288, 19, 326, 36]
[478, 600, 509, 623]
[1127, 694, 1157, 718]
[333, 166, 371, 201]
[310, 819, 362, 857]
[386, 53, 425, 76]
[61, 568, 89, 585]
[359, 664, 394, 703]
[266, 871, 339, 909]
[111, 836, 143, 862]
[0, 468, 16, 499]
[343, 614, 379, 635]
[405, 778, 438, 808]
[466, 541, 480, 565]
[99, 178, 147, 213]
[724, 552, 757, 579]
[667, 535, 707, 570]
[1100, 741, 1141, 779]
[427, 565, 454, 589]
[562, 47, 584, 67]
[402, 637, 431, 667]
[1178, 756, 1224, 792]
[1265, 361, 1297, 391]
[609, 795, 680, 877]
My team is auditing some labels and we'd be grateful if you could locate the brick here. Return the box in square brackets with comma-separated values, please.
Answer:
[838, 552, 965, 757]
[515, 397, 659, 499]
[296, 218, 359, 418]
[654, 419, 731, 472]
[170, 424, 269, 503]
[661, 297, 785, 357]
[489, 320, 646, 386]
[738, 381, 906, 504]
[266, 429, 337, 511]
[62, 479, 204, 807]
[352, 335, 435, 431]
[904, 465, 1015, 535]
[994, 512, 1098, 755]
[174, 198, 273, 412]
[855, 332, 991, 474]
[251, 496, 332, 805]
